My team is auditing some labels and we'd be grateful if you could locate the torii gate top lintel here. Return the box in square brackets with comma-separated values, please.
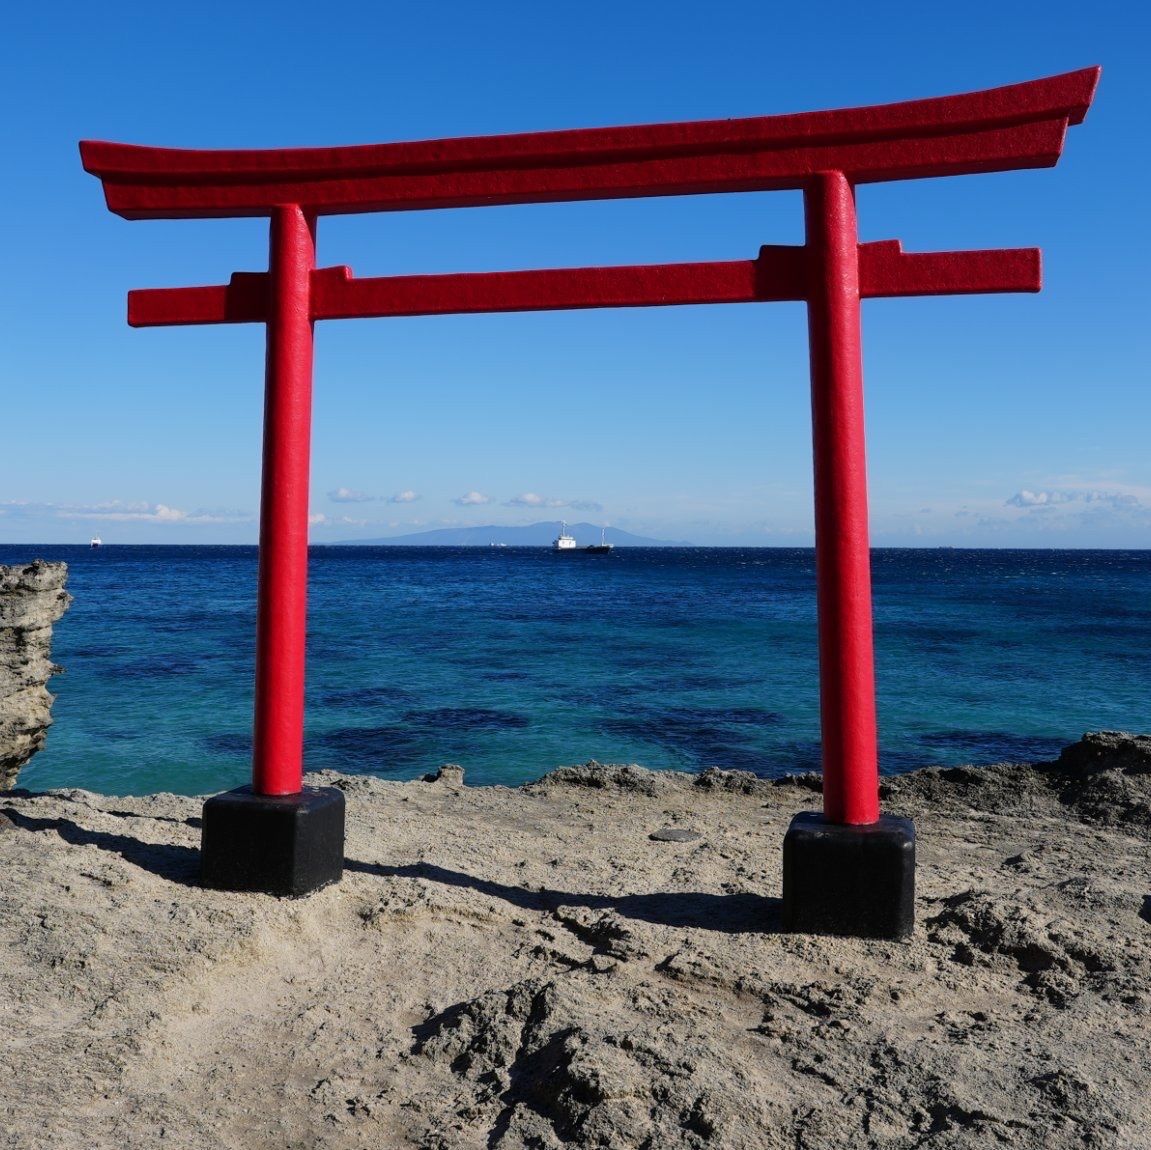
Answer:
[80, 67, 1099, 220]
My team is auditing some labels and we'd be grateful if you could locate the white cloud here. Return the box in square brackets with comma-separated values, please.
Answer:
[387, 490, 420, 504]
[1006, 490, 1072, 508]
[504, 493, 603, 512]
[21, 499, 251, 524]
[936, 483, 1151, 541]
[1006, 488, 1140, 509]
[308, 513, 329, 526]
[328, 487, 375, 503]
[453, 491, 492, 506]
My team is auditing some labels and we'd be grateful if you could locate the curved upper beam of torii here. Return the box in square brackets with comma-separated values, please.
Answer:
[81, 69, 1100, 330]
[82, 67, 1098, 219]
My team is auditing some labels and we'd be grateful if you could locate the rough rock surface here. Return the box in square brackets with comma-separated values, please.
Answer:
[0, 561, 70, 790]
[1, 734, 1149, 1149]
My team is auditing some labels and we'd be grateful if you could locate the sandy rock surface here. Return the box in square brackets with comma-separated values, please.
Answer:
[0, 562, 70, 791]
[1, 734, 1149, 1149]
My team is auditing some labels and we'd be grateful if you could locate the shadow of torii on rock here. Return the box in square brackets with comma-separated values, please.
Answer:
[345, 858, 782, 935]
[1, 806, 782, 931]
[1, 805, 201, 887]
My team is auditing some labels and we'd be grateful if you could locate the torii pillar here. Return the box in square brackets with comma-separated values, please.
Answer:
[781, 172, 911, 937]
[81, 67, 1097, 926]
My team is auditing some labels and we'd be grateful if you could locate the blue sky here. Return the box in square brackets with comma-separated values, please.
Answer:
[2, 0, 1147, 546]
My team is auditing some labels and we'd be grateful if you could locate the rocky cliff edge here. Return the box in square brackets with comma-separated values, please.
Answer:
[0, 560, 70, 790]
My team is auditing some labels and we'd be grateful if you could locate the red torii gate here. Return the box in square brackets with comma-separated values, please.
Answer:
[82, 67, 1097, 932]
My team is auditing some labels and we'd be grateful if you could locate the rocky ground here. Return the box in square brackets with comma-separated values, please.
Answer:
[0, 562, 69, 791]
[1, 731, 1149, 1149]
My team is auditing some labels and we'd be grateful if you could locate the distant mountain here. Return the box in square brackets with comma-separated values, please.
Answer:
[337, 521, 692, 547]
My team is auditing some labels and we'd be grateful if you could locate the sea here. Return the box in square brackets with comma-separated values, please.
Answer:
[5, 545, 1149, 797]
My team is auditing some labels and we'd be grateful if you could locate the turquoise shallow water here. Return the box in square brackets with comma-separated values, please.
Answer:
[5, 545, 1150, 796]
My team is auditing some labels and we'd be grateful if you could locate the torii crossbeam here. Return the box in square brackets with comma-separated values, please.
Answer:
[82, 67, 1098, 927]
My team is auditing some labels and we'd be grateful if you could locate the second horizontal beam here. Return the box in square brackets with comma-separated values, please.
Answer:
[127, 242, 1040, 327]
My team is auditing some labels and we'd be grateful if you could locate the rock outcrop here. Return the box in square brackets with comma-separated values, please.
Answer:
[0, 561, 70, 789]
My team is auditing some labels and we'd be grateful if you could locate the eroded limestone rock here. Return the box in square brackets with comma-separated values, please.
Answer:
[0, 561, 70, 789]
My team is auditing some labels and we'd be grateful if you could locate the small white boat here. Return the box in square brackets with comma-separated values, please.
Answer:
[552, 521, 577, 550]
[90, 536, 102, 549]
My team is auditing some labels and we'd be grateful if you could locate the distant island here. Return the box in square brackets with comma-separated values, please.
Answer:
[334, 521, 692, 547]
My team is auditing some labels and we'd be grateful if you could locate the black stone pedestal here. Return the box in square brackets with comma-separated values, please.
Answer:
[782, 811, 915, 939]
[200, 785, 345, 897]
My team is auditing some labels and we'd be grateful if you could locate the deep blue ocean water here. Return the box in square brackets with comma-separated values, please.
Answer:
[5, 545, 1149, 796]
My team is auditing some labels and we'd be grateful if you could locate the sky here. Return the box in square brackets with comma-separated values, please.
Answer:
[2, 0, 1148, 547]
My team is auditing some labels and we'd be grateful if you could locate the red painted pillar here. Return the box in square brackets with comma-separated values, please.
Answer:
[252, 205, 316, 796]
[804, 172, 880, 826]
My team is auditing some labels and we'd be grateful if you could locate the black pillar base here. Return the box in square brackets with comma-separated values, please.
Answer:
[200, 785, 345, 897]
[782, 811, 915, 939]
